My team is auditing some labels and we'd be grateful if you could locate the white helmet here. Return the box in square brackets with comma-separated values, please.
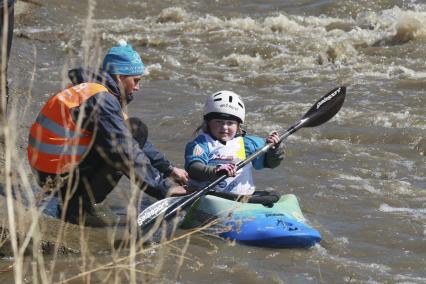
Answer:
[203, 90, 245, 123]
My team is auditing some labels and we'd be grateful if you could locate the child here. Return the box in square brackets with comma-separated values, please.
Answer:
[185, 90, 284, 196]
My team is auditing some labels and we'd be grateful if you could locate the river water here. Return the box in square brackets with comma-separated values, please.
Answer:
[3, 0, 426, 283]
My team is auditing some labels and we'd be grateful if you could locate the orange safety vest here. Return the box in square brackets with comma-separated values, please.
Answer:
[27, 83, 109, 174]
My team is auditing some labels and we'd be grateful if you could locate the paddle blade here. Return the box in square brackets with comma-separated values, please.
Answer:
[137, 196, 185, 229]
[302, 86, 346, 127]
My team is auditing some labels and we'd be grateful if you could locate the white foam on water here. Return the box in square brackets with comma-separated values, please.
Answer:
[372, 110, 425, 130]
[263, 14, 320, 34]
[157, 7, 189, 23]
[226, 17, 262, 32]
[86, 4, 426, 94]
[221, 53, 264, 67]
[354, 69, 390, 80]
[362, 6, 426, 36]
[379, 204, 426, 239]
[314, 243, 425, 283]
[383, 155, 416, 173]
[331, 184, 346, 191]
[335, 236, 349, 245]
[162, 55, 182, 67]
[214, 264, 229, 270]
[354, 183, 382, 195]
[144, 63, 162, 75]
[360, 167, 398, 180]
[254, 101, 310, 116]
[337, 173, 363, 181]
[412, 2, 426, 13]
[335, 174, 383, 195]
[394, 10, 426, 37]
[379, 204, 426, 219]
[222, 73, 243, 83]
[388, 65, 426, 80]
[314, 244, 392, 274]
[385, 180, 416, 196]
[94, 17, 148, 33]
[294, 14, 353, 28]
[373, 111, 408, 128]
[354, 62, 426, 82]
[393, 275, 426, 284]
[93, 7, 425, 46]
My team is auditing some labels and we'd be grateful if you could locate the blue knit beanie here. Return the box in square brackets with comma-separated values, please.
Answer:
[102, 40, 144, 76]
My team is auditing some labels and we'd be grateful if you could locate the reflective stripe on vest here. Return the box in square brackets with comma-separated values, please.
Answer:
[27, 83, 109, 174]
[28, 136, 88, 156]
[35, 113, 87, 139]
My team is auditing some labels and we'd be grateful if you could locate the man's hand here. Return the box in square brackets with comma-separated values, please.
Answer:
[169, 185, 188, 196]
[170, 167, 189, 185]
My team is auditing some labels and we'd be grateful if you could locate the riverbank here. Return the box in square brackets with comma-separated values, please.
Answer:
[0, 192, 122, 255]
[0, 0, 135, 259]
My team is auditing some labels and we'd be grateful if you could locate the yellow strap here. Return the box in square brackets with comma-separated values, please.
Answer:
[236, 137, 246, 160]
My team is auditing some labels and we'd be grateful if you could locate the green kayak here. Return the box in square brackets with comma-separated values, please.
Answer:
[181, 193, 322, 248]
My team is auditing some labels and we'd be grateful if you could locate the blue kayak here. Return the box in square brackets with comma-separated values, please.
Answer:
[181, 193, 322, 248]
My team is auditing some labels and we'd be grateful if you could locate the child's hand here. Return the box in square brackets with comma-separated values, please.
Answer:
[215, 164, 237, 177]
[266, 131, 281, 149]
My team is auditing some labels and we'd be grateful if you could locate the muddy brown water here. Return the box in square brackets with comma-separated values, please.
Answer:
[1, 0, 425, 282]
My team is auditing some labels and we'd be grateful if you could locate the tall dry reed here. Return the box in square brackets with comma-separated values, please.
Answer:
[0, 0, 215, 283]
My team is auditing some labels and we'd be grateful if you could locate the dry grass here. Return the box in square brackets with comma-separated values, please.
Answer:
[0, 1, 218, 283]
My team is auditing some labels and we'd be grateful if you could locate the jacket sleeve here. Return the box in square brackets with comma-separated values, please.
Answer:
[243, 135, 267, 170]
[186, 161, 217, 181]
[86, 93, 175, 197]
[184, 135, 210, 169]
[264, 146, 284, 168]
[244, 135, 284, 170]
[142, 140, 173, 176]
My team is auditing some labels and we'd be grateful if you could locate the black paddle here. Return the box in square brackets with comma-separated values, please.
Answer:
[137, 86, 346, 231]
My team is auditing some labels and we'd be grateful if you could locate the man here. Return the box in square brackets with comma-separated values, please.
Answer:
[27, 41, 188, 226]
